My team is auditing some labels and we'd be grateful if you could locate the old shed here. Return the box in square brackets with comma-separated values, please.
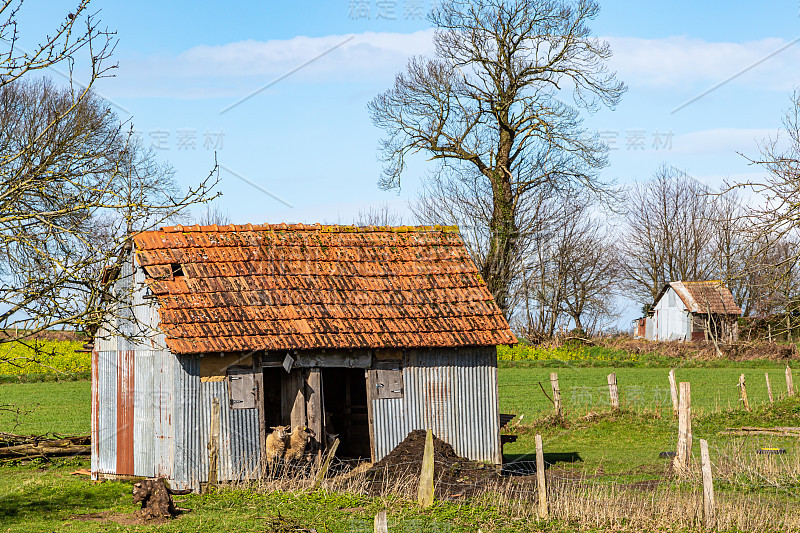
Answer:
[91, 223, 516, 490]
[642, 281, 742, 342]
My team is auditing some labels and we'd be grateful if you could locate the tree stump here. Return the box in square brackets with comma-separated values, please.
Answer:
[132, 478, 190, 520]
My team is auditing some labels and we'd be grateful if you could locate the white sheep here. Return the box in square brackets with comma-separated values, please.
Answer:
[264, 425, 290, 467]
[283, 425, 316, 463]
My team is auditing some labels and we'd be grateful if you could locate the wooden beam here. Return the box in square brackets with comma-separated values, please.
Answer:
[306, 368, 324, 462]
[366, 369, 376, 463]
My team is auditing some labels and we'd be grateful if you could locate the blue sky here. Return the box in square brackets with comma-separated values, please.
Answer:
[22, 0, 797, 224]
[18, 0, 800, 324]
[24, 0, 793, 225]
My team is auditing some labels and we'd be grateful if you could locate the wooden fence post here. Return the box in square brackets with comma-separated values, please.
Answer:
[374, 510, 388, 533]
[417, 429, 435, 508]
[208, 397, 220, 488]
[674, 382, 692, 475]
[738, 374, 750, 411]
[550, 372, 562, 416]
[669, 369, 679, 418]
[700, 439, 716, 529]
[787, 366, 795, 397]
[607, 372, 619, 410]
[535, 434, 548, 519]
[766, 373, 774, 404]
[313, 438, 340, 490]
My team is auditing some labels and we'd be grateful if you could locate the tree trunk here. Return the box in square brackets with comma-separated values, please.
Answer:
[132, 478, 190, 520]
[482, 171, 517, 316]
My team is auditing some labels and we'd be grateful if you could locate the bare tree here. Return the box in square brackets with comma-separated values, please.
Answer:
[516, 192, 618, 337]
[196, 203, 232, 226]
[355, 202, 405, 226]
[0, 12, 218, 354]
[370, 0, 625, 316]
[618, 166, 717, 310]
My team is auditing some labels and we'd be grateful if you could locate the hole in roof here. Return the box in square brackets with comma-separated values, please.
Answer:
[171, 263, 184, 277]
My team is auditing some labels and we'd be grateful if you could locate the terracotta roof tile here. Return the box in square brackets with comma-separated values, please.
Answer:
[133, 224, 516, 353]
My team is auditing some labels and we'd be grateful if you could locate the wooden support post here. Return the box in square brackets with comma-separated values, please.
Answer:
[417, 429, 435, 508]
[700, 439, 716, 529]
[253, 353, 266, 477]
[306, 368, 324, 462]
[607, 372, 619, 410]
[766, 373, 774, 404]
[283, 369, 307, 430]
[738, 374, 750, 411]
[668, 369, 679, 418]
[788, 366, 795, 397]
[374, 510, 388, 533]
[208, 397, 220, 487]
[535, 434, 548, 519]
[550, 372, 562, 416]
[674, 382, 692, 475]
[313, 438, 339, 490]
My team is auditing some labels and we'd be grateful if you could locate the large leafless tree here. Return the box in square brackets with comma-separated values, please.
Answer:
[370, 0, 625, 315]
[0, 2, 218, 353]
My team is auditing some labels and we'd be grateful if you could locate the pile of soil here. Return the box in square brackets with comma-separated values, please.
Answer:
[366, 430, 501, 497]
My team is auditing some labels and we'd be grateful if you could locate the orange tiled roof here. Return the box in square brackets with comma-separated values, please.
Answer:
[133, 223, 516, 354]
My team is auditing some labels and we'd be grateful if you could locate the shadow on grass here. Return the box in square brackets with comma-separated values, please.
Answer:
[0, 468, 131, 525]
[502, 452, 582, 475]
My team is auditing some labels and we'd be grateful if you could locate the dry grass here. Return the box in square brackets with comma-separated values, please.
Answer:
[215, 452, 800, 532]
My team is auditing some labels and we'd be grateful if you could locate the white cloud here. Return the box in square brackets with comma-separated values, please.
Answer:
[108, 30, 436, 99]
[606, 36, 800, 90]
[103, 31, 800, 101]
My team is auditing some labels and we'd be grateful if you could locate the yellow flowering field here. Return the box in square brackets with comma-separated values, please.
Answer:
[497, 343, 640, 364]
[0, 340, 88, 375]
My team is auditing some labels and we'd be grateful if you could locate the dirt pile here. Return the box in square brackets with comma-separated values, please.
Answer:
[366, 430, 500, 497]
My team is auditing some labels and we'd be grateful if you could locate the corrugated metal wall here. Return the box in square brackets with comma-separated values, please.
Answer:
[92, 253, 261, 490]
[372, 346, 501, 464]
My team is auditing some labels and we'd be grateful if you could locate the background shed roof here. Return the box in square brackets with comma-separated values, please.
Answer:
[659, 281, 742, 316]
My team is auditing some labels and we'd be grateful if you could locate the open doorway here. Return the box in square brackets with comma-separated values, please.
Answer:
[321, 368, 370, 459]
[262, 367, 284, 429]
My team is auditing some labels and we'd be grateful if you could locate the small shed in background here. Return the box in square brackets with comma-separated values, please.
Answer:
[642, 281, 742, 342]
[91, 223, 516, 490]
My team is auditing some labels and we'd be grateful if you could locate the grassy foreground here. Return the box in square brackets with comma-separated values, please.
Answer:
[1, 358, 799, 531]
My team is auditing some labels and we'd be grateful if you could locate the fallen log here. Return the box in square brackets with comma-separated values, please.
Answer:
[0, 432, 91, 458]
[0, 443, 91, 457]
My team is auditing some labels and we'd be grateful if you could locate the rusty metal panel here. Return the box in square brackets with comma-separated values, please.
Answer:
[173, 354, 201, 490]
[133, 350, 155, 477]
[94, 350, 117, 474]
[200, 378, 261, 483]
[153, 347, 176, 480]
[91, 349, 99, 477]
[115, 350, 135, 475]
[371, 347, 501, 464]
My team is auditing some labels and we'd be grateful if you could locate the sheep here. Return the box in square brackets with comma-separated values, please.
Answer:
[283, 425, 316, 463]
[264, 425, 290, 467]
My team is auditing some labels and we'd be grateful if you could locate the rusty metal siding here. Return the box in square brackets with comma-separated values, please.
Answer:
[198, 378, 261, 484]
[372, 347, 501, 464]
[115, 350, 135, 475]
[91, 349, 99, 476]
[133, 350, 155, 477]
[173, 355, 201, 490]
[95, 350, 118, 474]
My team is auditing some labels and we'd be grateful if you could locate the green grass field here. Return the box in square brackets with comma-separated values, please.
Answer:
[1, 358, 799, 532]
